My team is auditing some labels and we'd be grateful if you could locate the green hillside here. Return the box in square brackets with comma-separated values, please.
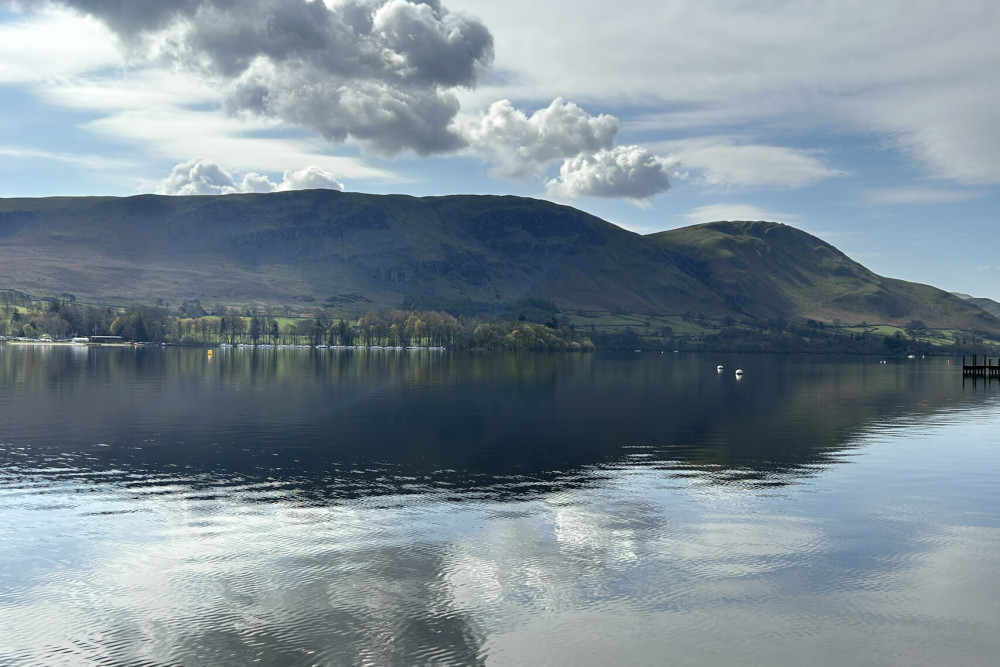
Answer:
[953, 293, 1000, 319]
[0, 191, 718, 316]
[0, 192, 997, 340]
[649, 220, 998, 332]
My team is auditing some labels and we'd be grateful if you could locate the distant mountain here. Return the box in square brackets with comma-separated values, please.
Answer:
[651, 220, 998, 331]
[0, 191, 997, 333]
[952, 292, 1000, 319]
[0, 191, 710, 315]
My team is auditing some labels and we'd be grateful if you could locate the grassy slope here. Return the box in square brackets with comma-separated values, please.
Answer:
[2, 194, 998, 338]
[649, 221, 1000, 333]
[0, 191, 721, 315]
[958, 295, 1000, 319]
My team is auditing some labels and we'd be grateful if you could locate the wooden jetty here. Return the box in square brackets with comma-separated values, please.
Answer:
[963, 355, 1000, 378]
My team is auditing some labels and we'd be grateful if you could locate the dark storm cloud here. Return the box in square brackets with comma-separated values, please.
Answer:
[52, 0, 493, 155]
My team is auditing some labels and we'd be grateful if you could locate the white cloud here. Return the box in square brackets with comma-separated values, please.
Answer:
[860, 81, 1000, 186]
[466, 99, 674, 205]
[93, 107, 389, 185]
[449, 0, 1000, 186]
[157, 158, 239, 195]
[49, 0, 495, 156]
[238, 171, 278, 194]
[865, 187, 982, 206]
[37, 68, 219, 113]
[0, 5, 121, 84]
[545, 146, 676, 206]
[272, 165, 345, 192]
[157, 158, 344, 196]
[32, 69, 394, 185]
[468, 98, 618, 179]
[658, 137, 846, 189]
[682, 203, 795, 224]
[6, 0, 1000, 206]
[0, 146, 136, 172]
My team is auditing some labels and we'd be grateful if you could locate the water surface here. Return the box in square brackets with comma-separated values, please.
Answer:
[1, 346, 998, 665]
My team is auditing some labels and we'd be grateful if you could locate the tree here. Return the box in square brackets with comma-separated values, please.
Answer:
[249, 313, 263, 345]
[130, 312, 149, 342]
[310, 318, 325, 346]
[335, 319, 352, 346]
[180, 299, 207, 317]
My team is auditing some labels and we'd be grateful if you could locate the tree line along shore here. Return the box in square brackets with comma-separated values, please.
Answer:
[0, 298, 594, 352]
[1, 293, 998, 355]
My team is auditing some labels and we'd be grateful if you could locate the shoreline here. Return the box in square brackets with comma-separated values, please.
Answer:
[1, 340, 132, 347]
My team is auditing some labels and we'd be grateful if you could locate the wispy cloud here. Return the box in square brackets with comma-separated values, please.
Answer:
[452, 0, 1000, 187]
[7, 1, 684, 203]
[683, 203, 796, 224]
[852, 80, 1000, 186]
[29, 66, 394, 185]
[5, 0, 1000, 212]
[0, 5, 121, 84]
[0, 146, 136, 172]
[864, 186, 983, 206]
[84, 106, 393, 184]
[656, 137, 845, 190]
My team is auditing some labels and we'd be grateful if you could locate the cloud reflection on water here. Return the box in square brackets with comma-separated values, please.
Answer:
[2, 349, 999, 665]
[2, 406, 999, 666]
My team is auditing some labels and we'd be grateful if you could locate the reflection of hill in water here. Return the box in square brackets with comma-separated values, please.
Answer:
[0, 346, 987, 499]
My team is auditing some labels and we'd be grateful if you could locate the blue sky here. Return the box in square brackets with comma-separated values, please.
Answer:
[1, 0, 999, 300]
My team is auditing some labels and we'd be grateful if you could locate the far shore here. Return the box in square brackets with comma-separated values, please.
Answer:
[2, 339, 132, 347]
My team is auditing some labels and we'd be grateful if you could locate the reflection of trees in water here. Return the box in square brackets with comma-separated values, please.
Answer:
[0, 348, 984, 498]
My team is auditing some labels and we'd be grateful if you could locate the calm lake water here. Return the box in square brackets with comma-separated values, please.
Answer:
[1, 345, 998, 666]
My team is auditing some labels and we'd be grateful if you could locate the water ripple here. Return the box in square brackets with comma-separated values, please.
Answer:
[3, 354, 1000, 665]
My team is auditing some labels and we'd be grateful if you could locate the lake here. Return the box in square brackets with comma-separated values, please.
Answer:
[1, 345, 998, 666]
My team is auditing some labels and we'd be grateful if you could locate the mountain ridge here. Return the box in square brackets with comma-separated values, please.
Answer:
[650, 220, 993, 331]
[1, 191, 996, 335]
[952, 292, 1000, 319]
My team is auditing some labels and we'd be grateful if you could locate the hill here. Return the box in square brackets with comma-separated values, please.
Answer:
[952, 293, 1000, 319]
[0, 191, 997, 337]
[649, 220, 997, 332]
[0, 191, 716, 316]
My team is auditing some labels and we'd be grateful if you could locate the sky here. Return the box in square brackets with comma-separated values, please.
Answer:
[1, 0, 999, 301]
